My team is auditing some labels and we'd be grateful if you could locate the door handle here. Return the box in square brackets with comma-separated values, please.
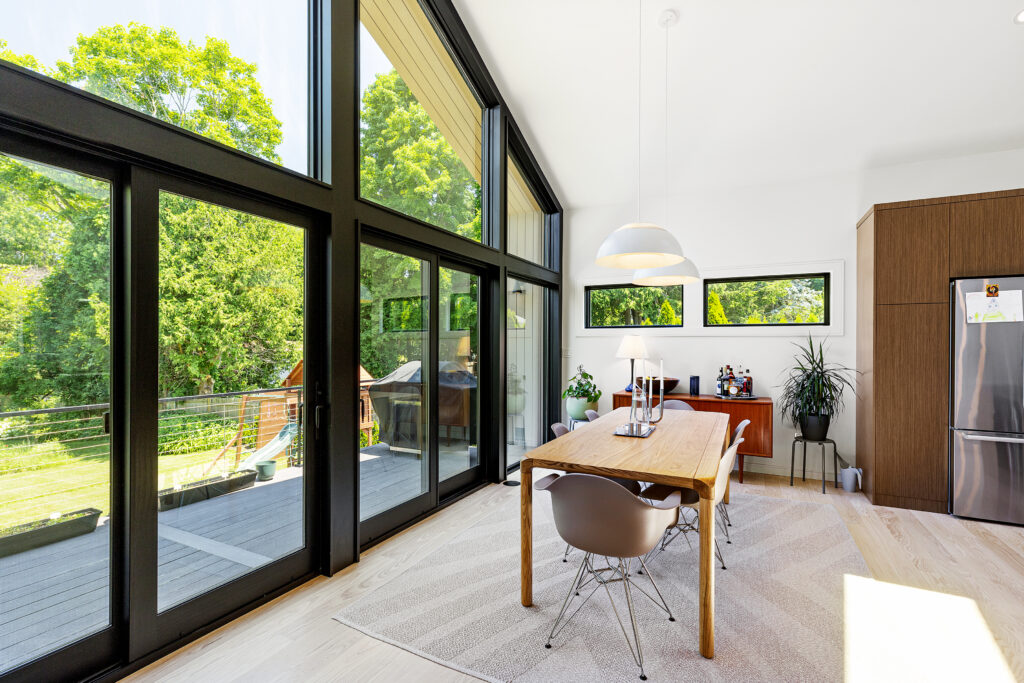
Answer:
[963, 433, 1024, 444]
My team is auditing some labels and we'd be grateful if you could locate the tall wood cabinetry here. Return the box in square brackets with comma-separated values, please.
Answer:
[857, 189, 1024, 513]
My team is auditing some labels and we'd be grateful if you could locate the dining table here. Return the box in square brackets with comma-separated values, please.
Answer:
[519, 406, 731, 659]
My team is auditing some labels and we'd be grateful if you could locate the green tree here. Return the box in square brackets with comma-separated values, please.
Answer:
[588, 285, 681, 327]
[655, 299, 681, 326]
[360, 70, 481, 241]
[54, 24, 282, 163]
[706, 290, 729, 325]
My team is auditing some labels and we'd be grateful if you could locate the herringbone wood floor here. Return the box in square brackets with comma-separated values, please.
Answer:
[127, 471, 1024, 682]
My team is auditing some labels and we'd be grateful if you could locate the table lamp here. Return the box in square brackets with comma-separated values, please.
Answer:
[616, 334, 648, 392]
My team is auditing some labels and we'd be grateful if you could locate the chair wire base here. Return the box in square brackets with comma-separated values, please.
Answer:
[644, 507, 729, 570]
[545, 553, 675, 680]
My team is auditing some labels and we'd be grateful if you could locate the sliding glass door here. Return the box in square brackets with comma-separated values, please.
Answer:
[0, 149, 117, 678]
[358, 239, 485, 543]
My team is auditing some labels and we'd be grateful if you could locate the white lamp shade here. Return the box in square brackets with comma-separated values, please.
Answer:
[632, 258, 701, 286]
[595, 223, 685, 269]
[615, 334, 648, 360]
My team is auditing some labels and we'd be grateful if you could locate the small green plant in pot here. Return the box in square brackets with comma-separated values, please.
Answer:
[779, 335, 855, 441]
[563, 365, 602, 420]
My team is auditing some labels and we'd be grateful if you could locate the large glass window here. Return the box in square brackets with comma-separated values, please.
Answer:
[439, 267, 479, 482]
[0, 2, 309, 173]
[506, 279, 546, 470]
[359, 0, 483, 242]
[359, 243, 430, 521]
[585, 284, 683, 328]
[507, 154, 545, 264]
[0, 154, 111, 673]
[156, 191, 306, 612]
[704, 273, 829, 326]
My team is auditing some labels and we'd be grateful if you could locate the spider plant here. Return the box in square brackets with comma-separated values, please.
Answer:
[778, 335, 856, 439]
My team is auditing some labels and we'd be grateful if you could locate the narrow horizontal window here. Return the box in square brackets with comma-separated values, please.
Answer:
[704, 273, 829, 327]
[585, 284, 683, 328]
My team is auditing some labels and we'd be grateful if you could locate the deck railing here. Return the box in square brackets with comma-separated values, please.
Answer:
[0, 386, 303, 531]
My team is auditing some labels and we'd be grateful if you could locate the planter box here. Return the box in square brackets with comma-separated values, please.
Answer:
[157, 470, 258, 512]
[0, 508, 102, 559]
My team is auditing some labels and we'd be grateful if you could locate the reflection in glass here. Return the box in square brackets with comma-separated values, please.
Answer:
[0, 154, 111, 672]
[507, 155, 545, 264]
[506, 279, 546, 469]
[358, 1, 483, 241]
[157, 192, 305, 612]
[440, 267, 479, 481]
[359, 244, 430, 520]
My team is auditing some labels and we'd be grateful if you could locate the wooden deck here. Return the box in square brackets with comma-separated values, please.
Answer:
[0, 448, 475, 674]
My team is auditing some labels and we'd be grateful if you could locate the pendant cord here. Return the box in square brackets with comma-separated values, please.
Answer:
[636, 0, 642, 224]
[664, 19, 669, 225]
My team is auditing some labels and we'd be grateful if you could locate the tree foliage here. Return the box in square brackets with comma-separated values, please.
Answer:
[588, 285, 682, 327]
[705, 277, 825, 325]
[0, 26, 301, 410]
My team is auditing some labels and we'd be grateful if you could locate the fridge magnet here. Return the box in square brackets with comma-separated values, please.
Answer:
[966, 289, 1023, 323]
[986, 284, 1000, 297]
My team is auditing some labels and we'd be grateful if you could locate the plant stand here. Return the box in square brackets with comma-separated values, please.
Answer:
[789, 435, 840, 493]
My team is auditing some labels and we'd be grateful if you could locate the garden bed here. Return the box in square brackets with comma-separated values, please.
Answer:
[0, 508, 102, 559]
[157, 470, 258, 512]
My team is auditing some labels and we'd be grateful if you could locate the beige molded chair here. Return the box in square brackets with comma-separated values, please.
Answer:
[550, 422, 569, 438]
[719, 419, 751, 529]
[643, 438, 743, 569]
[585, 409, 601, 422]
[536, 473, 680, 680]
[661, 399, 693, 411]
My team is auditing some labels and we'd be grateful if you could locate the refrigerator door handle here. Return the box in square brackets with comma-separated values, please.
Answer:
[962, 433, 1024, 444]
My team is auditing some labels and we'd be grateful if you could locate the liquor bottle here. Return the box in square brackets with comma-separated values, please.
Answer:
[744, 369, 753, 396]
[715, 367, 723, 396]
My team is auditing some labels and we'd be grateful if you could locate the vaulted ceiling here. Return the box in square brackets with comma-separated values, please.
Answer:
[453, 0, 1024, 209]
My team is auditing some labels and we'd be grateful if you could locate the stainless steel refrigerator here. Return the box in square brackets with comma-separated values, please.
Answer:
[951, 276, 1024, 524]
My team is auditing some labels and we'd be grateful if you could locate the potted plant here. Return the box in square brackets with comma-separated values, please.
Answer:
[563, 365, 602, 421]
[0, 508, 103, 559]
[779, 335, 855, 441]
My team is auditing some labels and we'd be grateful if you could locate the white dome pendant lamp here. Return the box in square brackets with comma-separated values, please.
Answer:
[631, 9, 700, 287]
[595, 1, 685, 270]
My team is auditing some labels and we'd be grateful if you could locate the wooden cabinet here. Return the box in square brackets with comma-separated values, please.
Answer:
[611, 392, 772, 483]
[875, 204, 949, 304]
[873, 304, 949, 508]
[950, 196, 1024, 278]
[858, 188, 1024, 513]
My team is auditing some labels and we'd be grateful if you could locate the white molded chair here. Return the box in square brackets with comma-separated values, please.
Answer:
[661, 399, 693, 411]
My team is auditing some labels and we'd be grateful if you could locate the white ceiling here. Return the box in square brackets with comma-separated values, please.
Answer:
[453, 0, 1024, 210]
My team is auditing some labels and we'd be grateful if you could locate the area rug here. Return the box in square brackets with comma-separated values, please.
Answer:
[334, 492, 870, 681]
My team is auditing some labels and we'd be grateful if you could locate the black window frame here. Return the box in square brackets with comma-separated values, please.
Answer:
[702, 272, 831, 328]
[583, 283, 685, 329]
[0, 0, 564, 680]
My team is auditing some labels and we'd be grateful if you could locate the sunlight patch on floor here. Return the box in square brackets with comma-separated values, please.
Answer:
[844, 574, 1013, 682]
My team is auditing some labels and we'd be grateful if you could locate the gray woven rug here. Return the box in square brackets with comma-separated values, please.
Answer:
[334, 492, 870, 681]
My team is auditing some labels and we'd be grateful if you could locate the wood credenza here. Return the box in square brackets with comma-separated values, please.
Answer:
[611, 392, 773, 482]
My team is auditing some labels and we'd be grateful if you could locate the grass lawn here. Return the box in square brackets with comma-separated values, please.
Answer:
[0, 437, 249, 532]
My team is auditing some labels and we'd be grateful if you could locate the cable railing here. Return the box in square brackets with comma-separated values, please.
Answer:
[0, 386, 304, 532]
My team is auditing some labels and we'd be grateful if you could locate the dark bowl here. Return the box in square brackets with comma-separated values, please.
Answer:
[634, 376, 680, 394]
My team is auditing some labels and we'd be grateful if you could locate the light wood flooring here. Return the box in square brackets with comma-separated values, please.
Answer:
[127, 471, 1024, 682]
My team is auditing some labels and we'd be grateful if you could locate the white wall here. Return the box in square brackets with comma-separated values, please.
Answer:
[562, 146, 1024, 478]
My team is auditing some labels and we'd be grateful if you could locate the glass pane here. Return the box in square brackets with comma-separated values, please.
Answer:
[359, 243, 430, 520]
[506, 279, 545, 470]
[359, 1, 483, 242]
[587, 285, 683, 327]
[0, 154, 111, 672]
[706, 275, 828, 326]
[157, 192, 305, 612]
[439, 267, 479, 481]
[1, 2, 309, 174]
[507, 155, 544, 264]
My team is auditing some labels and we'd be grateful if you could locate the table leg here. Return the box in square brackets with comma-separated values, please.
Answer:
[738, 454, 744, 484]
[699, 495, 715, 659]
[520, 461, 533, 607]
[802, 442, 807, 481]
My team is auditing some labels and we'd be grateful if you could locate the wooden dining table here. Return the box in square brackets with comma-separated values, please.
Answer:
[519, 406, 731, 659]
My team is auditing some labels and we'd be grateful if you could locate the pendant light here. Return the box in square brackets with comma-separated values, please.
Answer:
[595, 0, 685, 270]
[631, 9, 700, 286]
